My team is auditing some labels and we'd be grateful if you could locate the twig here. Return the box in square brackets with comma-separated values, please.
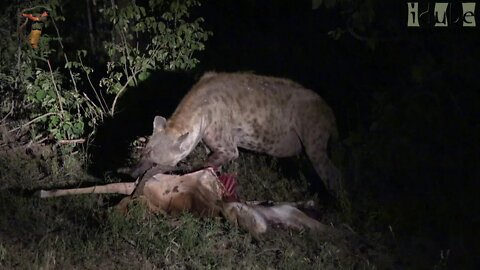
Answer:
[57, 139, 86, 145]
[46, 60, 64, 114]
[0, 136, 48, 150]
[81, 92, 103, 117]
[15, 14, 27, 90]
[0, 100, 15, 123]
[49, 15, 79, 92]
[110, 74, 136, 115]
[8, 112, 58, 133]
[33, 136, 49, 145]
[110, 44, 161, 115]
[119, 30, 131, 83]
[78, 55, 109, 113]
[85, 0, 96, 54]
[110, 0, 117, 54]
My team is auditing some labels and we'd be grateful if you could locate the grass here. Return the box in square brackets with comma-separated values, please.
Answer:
[0, 144, 385, 269]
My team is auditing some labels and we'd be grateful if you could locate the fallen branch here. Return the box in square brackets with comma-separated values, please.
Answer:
[57, 139, 86, 145]
[8, 112, 58, 133]
[39, 182, 136, 198]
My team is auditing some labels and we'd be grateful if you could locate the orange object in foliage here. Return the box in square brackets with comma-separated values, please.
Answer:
[29, 29, 42, 48]
[21, 11, 48, 48]
[21, 11, 48, 22]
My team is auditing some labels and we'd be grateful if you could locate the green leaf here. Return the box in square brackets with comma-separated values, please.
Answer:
[158, 22, 166, 32]
[78, 50, 87, 57]
[138, 71, 151, 82]
[135, 22, 145, 32]
[50, 115, 59, 126]
[73, 121, 85, 135]
[113, 82, 123, 93]
[41, 81, 51, 91]
[35, 90, 46, 101]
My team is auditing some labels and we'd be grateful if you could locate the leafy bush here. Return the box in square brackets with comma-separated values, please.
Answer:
[0, 0, 210, 142]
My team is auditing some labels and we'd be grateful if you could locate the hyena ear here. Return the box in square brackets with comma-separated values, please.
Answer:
[153, 116, 166, 132]
[176, 132, 190, 151]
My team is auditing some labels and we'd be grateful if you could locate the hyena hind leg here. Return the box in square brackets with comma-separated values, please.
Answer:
[307, 147, 343, 196]
[298, 99, 343, 197]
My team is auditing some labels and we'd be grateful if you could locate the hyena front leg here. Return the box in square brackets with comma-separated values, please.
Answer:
[202, 127, 239, 169]
[205, 149, 239, 168]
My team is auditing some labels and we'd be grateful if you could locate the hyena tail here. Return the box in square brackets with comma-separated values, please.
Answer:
[298, 98, 342, 196]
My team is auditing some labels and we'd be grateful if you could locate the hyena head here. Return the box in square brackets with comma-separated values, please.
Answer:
[131, 116, 194, 178]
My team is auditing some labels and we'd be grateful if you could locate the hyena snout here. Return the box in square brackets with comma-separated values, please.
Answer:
[130, 154, 154, 178]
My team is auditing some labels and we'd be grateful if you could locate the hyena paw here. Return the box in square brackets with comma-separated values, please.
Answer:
[325, 169, 343, 195]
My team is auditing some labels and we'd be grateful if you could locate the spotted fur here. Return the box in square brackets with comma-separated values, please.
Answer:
[132, 72, 341, 194]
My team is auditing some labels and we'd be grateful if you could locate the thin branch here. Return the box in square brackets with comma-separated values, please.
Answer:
[85, 0, 96, 54]
[33, 136, 49, 145]
[57, 139, 86, 145]
[0, 100, 15, 123]
[78, 56, 109, 113]
[129, 66, 138, 86]
[50, 12, 106, 125]
[110, 74, 136, 115]
[15, 15, 27, 90]
[110, 0, 117, 58]
[8, 112, 59, 133]
[119, 30, 130, 79]
[46, 60, 64, 114]
[80, 92, 104, 123]
[82, 92, 101, 113]
[110, 44, 161, 115]
[49, 12, 80, 93]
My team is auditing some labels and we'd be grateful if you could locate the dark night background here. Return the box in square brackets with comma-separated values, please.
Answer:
[1, 0, 479, 268]
[88, 0, 480, 267]
[87, 1, 480, 267]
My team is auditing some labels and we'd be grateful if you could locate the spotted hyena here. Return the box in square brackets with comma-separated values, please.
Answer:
[131, 72, 342, 195]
